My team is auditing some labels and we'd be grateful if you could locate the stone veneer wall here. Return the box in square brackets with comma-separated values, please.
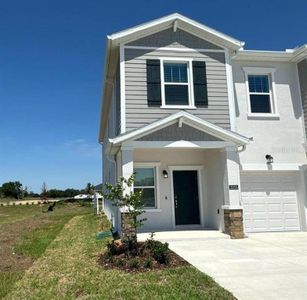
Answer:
[223, 209, 244, 239]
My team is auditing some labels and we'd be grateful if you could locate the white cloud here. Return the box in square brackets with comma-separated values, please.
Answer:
[62, 138, 100, 158]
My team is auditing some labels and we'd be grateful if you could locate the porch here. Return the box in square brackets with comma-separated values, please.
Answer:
[106, 111, 250, 238]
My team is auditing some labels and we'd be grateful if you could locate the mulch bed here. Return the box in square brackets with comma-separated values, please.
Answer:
[98, 241, 189, 273]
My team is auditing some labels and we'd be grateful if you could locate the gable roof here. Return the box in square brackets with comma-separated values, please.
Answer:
[108, 111, 250, 147]
[108, 13, 245, 50]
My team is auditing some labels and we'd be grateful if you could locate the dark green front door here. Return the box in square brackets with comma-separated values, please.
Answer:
[173, 170, 200, 225]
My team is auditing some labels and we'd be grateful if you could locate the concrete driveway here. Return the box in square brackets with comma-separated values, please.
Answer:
[138, 231, 307, 300]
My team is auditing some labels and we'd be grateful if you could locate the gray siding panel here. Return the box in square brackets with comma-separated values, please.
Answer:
[298, 59, 307, 138]
[137, 123, 222, 141]
[124, 48, 230, 131]
[127, 28, 222, 50]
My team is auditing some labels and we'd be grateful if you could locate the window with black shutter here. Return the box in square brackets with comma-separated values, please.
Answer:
[192, 61, 208, 107]
[146, 60, 161, 106]
[146, 59, 208, 108]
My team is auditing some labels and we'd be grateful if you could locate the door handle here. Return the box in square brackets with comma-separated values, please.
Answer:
[174, 195, 178, 209]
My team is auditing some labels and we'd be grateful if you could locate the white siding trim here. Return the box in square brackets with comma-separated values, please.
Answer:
[124, 45, 226, 53]
[120, 43, 126, 134]
[225, 49, 236, 131]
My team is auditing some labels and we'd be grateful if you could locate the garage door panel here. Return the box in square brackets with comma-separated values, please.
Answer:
[268, 219, 284, 229]
[251, 205, 267, 213]
[268, 212, 284, 219]
[285, 219, 300, 228]
[268, 203, 282, 212]
[283, 203, 298, 212]
[241, 172, 300, 233]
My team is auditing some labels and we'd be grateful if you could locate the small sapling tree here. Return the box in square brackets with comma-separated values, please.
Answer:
[102, 174, 146, 250]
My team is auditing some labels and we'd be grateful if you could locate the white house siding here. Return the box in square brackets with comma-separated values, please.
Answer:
[233, 60, 306, 165]
[298, 59, 307, 139]
[133, 148, 225, 232]
[124, 48, 230, 132]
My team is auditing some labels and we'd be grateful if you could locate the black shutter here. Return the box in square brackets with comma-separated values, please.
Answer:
[146, 59, 161, 106]
[193, 61, 208, 107]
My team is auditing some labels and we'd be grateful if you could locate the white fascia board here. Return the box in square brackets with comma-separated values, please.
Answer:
[108, 13, 244, 50]
[109, 111, 250, 146]
[99, 38, 113, 142]
[234, 46, 307, 62]
[241, 163, 302, 171]
[234, 50, 293, 62]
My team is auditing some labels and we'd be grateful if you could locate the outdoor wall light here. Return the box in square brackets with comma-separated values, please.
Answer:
[162, 170, 169, 178]
[265, 154, 274, 164]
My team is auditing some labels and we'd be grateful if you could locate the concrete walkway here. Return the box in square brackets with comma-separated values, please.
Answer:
[138, 231, 307, 300]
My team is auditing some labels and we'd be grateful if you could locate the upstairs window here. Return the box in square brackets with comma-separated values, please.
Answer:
[146, 59, 208, 108]
[243, 67, 277, 118]
[248, 75, 271, 113]
[163, 62, 189, 106]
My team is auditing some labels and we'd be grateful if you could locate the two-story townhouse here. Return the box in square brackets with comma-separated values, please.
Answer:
[99, 13, 307, 238]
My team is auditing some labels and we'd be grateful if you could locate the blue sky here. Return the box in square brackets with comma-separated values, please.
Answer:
[0, 0, 306, 192]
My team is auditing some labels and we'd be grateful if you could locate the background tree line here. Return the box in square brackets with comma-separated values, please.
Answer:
[0, 181, 96, 199]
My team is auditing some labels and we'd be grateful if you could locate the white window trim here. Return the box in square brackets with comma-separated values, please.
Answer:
[134, 162, 161, 211]
[160, 57, 195, 109]
[243, 67, 279, 118]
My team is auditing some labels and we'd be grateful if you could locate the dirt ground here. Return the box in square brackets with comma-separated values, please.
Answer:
[0, 218, 51, 273]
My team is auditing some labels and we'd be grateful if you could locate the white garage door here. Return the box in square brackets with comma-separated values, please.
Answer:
[241, 173, 300, 233]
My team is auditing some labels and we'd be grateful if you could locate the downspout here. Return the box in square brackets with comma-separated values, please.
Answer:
[105, 141, 117, 229]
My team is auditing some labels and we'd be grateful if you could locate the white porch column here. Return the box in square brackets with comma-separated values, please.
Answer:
[223, 146, 242, 208]
[121, 146, 134, 194]
[222, 146, 244, 239]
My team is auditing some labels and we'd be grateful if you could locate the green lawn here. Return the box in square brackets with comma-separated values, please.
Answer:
[0, 202, 91, 299]
[3, 210, 235, 300]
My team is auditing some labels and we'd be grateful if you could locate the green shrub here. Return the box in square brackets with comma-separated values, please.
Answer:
[143, 258, 153, 269]
[128, 258, 138, 269]
[151, 241, 169, 264]
[114, 258, 124, 267]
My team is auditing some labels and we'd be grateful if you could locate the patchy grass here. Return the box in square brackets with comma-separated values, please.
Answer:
[0, 204, 44, 225]
[0, 203, 91, 298]
[5, 214, 235, 300]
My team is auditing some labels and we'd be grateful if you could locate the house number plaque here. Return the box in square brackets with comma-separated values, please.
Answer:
[229, 185, 239, 190]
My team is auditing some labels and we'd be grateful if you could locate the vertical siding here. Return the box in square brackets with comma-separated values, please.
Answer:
[298, 59, 307, 138]
[124, 48, 230, 131]
[127, 28, 222, 50]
